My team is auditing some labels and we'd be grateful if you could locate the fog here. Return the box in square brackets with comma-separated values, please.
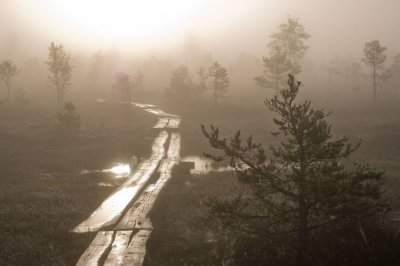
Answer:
[2, 0, 400, 60]
[1, 1, 400, 265]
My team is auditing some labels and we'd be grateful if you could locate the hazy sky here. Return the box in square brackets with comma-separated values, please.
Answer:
[1, 0, 400, 62]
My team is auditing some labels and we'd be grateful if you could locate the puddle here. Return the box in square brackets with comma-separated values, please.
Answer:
[144, 108, 179, 118]
[182, 156, 234, 175]
[81, 164, 131, 179]
[98, 182, 115, 187]
[103, 164, 131, 178]
[132, 103, 155, 108]
[72, 131, 169, 233]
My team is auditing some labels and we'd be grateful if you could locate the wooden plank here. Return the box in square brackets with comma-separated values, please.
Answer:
[72, 131, 169, 233]
[166, 118, 181, 128]
[114, 133, 181, 231]
[144, 108, 179, 118]
[114, 191, 153, 230]
[119, 230, 152, 266]
[153, 117, 169, 128]
[76, 231, 114, 266]
[103, 230, 133, 266]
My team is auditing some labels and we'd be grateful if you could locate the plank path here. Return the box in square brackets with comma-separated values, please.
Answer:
[74, 102, 181, 265]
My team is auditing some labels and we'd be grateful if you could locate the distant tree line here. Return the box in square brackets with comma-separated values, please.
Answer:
[164, 61, 229, 106]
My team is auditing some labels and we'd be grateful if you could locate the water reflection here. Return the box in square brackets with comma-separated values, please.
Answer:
[98, 182, 115, 187]
[81, 157, 138, 179]
[72, 131, 169, 233]
[103, 164, 131, 178]
[182, 156, 233, 175]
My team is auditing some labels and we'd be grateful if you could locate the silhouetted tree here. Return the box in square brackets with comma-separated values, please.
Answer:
[362, 40, 387, 104]
[269, 16, 310, 74]
[255, 46, 291, 93]
[113, 72, 132, 102]
[56, 101, 80, 137]
[202, 74, 388, 265]
[46, 42, 72, 106]
[0, 59, 19, 103]
[208, 62, 229, 105]
[165, 66, 194, 99]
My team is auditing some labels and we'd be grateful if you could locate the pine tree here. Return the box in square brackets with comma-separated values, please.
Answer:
[256, 16, 309, 93]
[202, 74, 388, 265]
[255, 46, 292, 93]
[268, 16, 310, 74]
[208, 61, 229, 105]
[362, 40, 387, 104]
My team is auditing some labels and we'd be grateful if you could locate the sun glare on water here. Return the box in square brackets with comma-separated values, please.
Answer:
[104, 164, 131, 178]
[44, 0, 210, 40]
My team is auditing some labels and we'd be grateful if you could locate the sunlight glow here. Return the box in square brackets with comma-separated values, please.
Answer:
[104, 164, 131, 178]
[45, 0, 210, 39]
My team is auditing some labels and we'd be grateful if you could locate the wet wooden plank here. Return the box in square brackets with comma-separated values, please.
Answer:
[103, 230, 133, 266]
[144, 108, 179, 118]
[76, 231, 114, 266]
[153, 117, 169, 128]
[132, 103, 155, 108]
[120, 230, 152, 266]
[115, 133, 181, 231]
[72, 131, 169, 233]
[166, 118, 181, 128]
[114, 190, 153, 230]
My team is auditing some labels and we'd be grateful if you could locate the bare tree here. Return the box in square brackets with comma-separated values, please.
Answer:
[208, 61, 229, 105]
[362, 40, 387, 104]
[46, 42, 72, 106]
[0, 59, 19, 103]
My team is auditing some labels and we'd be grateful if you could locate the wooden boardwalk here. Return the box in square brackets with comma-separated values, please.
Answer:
[74, 103, 181, 265]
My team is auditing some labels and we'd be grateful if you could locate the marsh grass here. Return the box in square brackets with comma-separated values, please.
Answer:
[0, 101, 155, 265]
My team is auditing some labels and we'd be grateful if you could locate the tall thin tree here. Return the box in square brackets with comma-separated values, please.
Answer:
[46, 42, 72, 106]
[208, 61, 229, 105]
[362, 40, 387, 104]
